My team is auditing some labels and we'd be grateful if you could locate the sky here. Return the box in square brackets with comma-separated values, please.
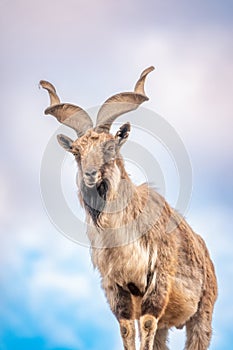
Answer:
[0, 0, 233, 349]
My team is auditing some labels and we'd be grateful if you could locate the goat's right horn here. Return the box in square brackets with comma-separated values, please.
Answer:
[40, 80, 93, 138]
[95, 66, 155, 134]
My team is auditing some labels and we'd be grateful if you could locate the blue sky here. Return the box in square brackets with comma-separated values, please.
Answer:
[0, 0, 233, 349]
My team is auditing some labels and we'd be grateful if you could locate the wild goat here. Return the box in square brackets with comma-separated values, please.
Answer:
[40, 67, 217, 350]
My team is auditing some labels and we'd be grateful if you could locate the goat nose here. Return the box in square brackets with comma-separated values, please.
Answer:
[85, 169, 97, 177]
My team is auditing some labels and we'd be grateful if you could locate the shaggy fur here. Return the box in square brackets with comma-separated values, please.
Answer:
[71, 131, 217, 350]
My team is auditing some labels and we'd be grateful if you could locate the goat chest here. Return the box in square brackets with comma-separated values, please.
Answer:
[91, 239, 156, 294]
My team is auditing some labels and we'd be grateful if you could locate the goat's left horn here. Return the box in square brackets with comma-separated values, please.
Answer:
[95, 66, 155, 134]
[40, 80, 93, 138]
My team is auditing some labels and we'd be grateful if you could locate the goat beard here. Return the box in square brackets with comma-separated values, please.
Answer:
[80, 179, 109, 226]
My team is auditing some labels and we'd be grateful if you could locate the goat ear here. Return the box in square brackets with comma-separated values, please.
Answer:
[115, 122, 131, 147]
[57, 134, 74, 152]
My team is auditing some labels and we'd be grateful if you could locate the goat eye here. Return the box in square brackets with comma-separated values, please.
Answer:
[107, 145, 115, 152]
[72, 148, 80, 157]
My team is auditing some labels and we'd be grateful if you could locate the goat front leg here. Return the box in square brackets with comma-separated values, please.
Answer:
[140, 270, 170, 350]
[119, 319, 136, 350]
[139, 314, 158, 350]
[103, 281, 136, 349]
[115, 284, 136, 350]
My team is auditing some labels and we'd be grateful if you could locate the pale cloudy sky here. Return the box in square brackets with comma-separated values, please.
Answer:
[0, 1, 233, 349]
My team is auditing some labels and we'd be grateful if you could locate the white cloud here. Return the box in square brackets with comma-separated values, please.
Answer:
[0, 172, 11, 224]
[111, 28, 233, 162]
[29, 267, 91, 301]
[187, 204, 233, 346]
[169, 328, 186, 349]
